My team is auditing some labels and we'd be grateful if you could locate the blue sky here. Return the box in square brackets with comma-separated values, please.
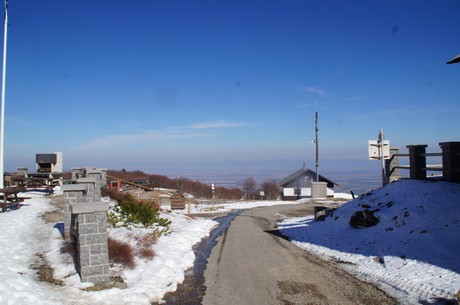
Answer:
[2, 0, 459, 175]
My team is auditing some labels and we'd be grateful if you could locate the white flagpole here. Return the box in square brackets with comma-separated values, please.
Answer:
[0, 0, 8, 188]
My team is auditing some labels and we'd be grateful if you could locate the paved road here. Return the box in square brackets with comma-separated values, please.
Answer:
[202, 204, 396, 305]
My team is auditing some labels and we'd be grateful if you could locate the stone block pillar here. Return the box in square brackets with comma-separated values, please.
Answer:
[439, 142, 460, 183]
[407, 145, 427, 180]
[71, 168, 86, 180]
[95, 168, 108, 186]
[61, 184, 87, 239]
[77, 177, 100, 202]
[87, 170, 106, 192]
[70, 202, 109, 284]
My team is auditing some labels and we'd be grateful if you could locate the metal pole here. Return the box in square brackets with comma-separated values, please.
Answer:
[315, 111, 319, 181]
[0, 0, 8, 188]
[379, 129, 385, 187]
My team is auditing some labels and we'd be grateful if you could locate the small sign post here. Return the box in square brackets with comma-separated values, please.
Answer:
[368, 129, 390, 187]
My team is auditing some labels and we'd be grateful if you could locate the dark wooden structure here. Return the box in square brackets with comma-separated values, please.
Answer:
[385, 141, 460, 184]
[170, 191, 186, 210]
[0, 187, 31, 212]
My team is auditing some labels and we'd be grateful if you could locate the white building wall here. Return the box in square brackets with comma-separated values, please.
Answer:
[301, 188, 311, 197]
[283, 187, 334, 198]
[52, 152, 63, 173]
[283, 188, 294, 196]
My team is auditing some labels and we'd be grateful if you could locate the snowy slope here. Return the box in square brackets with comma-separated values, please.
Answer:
[0, 191, 217, 304]
[278, 179, 460, 304]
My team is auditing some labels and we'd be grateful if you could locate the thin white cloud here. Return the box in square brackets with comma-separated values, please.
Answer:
[78, 120, 246, 149]
[189, 120, 246, 129]
[300, 86, 326, 95]
[346, 95, 370, 101]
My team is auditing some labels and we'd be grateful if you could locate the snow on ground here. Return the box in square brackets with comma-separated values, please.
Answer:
[0, 190, 216, 304]
[1, 188, 330, 304]
[278, 179, 460, 305]
[168, 192, 352, 215]
[2, 180, 457, 305]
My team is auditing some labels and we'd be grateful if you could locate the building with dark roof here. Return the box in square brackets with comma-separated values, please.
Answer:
[279, 165, 337, 200]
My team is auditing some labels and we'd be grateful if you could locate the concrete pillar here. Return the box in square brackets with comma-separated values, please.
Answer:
[96, 168, 108, 186]
[77, 177, 100, 202]
[70, 202, 109, 284]
[87, 170, 106, 193]
[407, 145, 428, 180]
[61, 184, 87, 239]
[385, 148, 400, 183]
[439, 142, 460, 183]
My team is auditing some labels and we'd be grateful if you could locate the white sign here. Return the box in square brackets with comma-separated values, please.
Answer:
[368, 140, 390, 160]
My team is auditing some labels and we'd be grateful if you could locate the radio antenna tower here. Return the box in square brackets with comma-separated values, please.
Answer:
[315, 110, 319, 182]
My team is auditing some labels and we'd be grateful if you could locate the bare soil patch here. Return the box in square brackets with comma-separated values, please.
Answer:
[42, 194, 64, 223]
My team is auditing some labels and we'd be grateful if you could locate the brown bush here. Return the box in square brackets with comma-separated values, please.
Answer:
[132, 233, 157, 259]
[139, 247, 155, 259]
[102, 187, 133, 203]
[108, 237, 136, 269]
[106, 169, 244, 199]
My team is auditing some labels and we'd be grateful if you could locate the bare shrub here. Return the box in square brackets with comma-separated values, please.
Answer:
[139, 247, 155, 259]
[134, 234, 157, 259]
[108, 237, 136, 269]
[102, 187, 132, 203]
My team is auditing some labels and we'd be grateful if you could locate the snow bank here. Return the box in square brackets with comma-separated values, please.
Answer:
[278, 179, 460, 304]
[0, 192, 217, 304]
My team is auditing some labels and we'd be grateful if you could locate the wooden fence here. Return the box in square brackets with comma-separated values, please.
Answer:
[385, 141, 460, 185]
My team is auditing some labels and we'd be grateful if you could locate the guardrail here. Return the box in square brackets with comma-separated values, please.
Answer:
[385, 142, 460, 185]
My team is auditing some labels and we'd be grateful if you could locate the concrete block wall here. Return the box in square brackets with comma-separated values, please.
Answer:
[70, 202, 109, 284]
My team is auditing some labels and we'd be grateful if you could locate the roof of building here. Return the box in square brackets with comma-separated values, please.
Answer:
[279, 167, 338, 187]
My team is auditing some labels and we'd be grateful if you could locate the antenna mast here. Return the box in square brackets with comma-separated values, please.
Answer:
[315, 111, 319, 181]
[0, 0, 8, 188]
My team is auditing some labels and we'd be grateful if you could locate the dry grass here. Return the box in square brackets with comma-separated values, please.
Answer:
[108, 237, 136, 269]
[30, 253, 64, 286]
[134, 234, 157, 259]
[42, 194, 65, 223]
[102, 188, 132, 204]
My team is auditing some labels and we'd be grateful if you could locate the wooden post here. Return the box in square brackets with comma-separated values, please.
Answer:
[407, 145, 428, 180]
[155, 189, 159, 208]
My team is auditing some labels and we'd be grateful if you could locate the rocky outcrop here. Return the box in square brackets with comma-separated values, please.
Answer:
[349, 209, 380, 228]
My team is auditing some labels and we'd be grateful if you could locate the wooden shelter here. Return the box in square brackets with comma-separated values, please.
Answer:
[170, 191, 186, 210]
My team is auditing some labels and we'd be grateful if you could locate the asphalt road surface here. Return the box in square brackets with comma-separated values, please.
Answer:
[202, 204, 396, 305]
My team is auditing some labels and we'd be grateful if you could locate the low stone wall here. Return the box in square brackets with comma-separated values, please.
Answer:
[64, 167, 110, 284]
